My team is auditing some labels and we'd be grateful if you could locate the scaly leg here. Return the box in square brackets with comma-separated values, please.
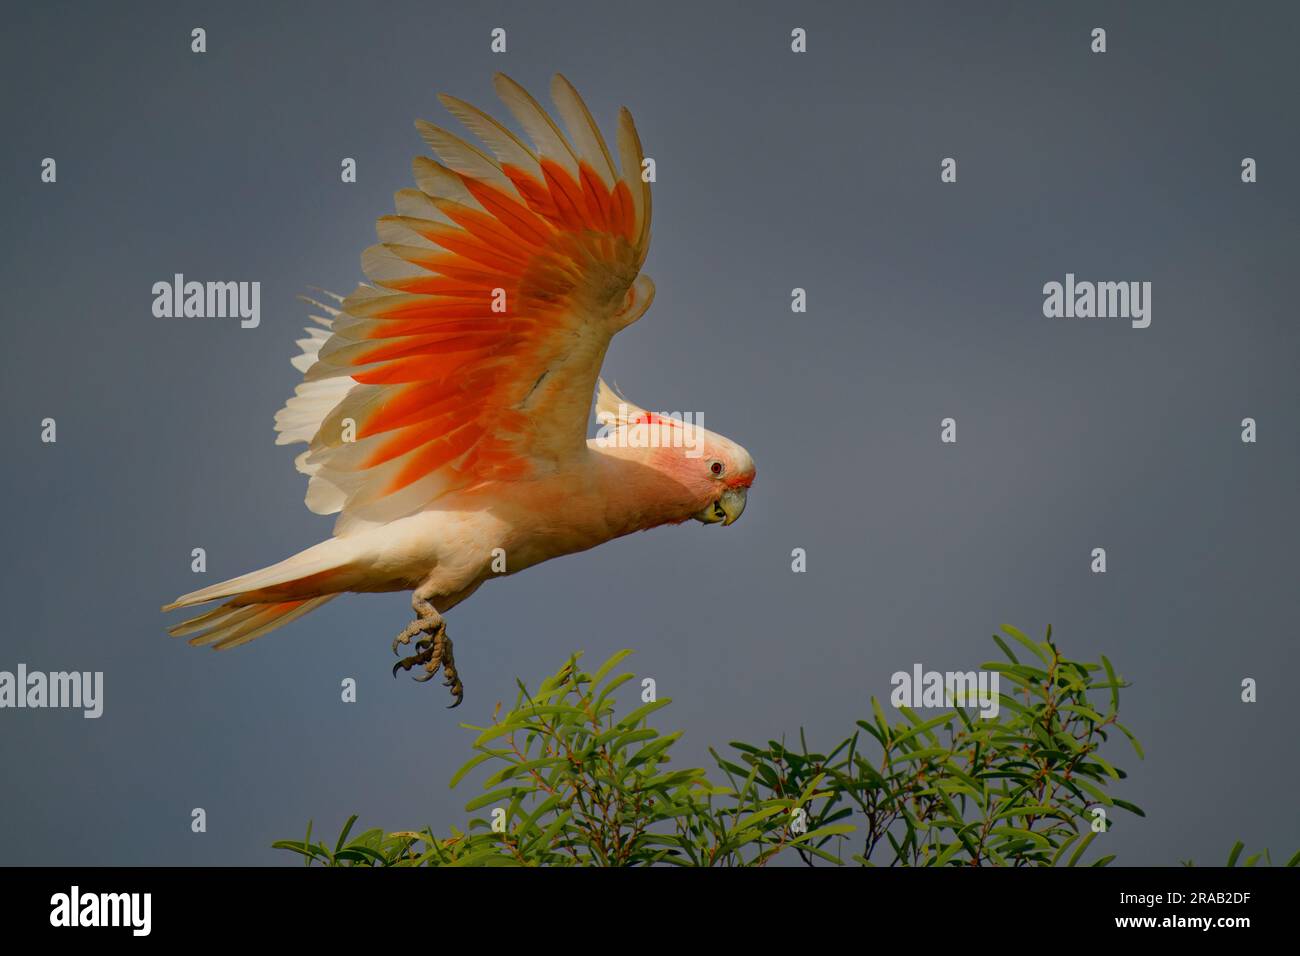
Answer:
[391, 585, 463, 707]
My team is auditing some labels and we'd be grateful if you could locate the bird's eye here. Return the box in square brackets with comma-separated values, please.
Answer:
[709, 459, 725, 477]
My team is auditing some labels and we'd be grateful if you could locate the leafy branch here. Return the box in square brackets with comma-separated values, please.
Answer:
[274, 626, 1293, 868]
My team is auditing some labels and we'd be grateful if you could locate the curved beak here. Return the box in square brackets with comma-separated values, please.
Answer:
[695, 487, 748, 526]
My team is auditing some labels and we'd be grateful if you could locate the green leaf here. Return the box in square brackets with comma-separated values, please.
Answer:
[870, 697, 890, 736]
[626, 732, 681, 768]
[590, 649, 634, 687]
[990, 826, 1051, 848]
[472, 721, 525, 748]
[604, 727, 658, 753]
[483, 757, 562, 788]
[1068, 776, 1114, 806]
[302, 819, 316, 867]
[594, 672, 636, 710]
[464, 787, 527, 813]
[1099, 655, 1120, 718]
[1066, 830, 1097, 867]
[992, 804, 1064, 823]
[991, 633, 1019, 665]
[616, 697, 672, 730]
[1111, 798, 1146, 818]
[1001, 625, 1049, 664]
[932, 839, 968, 867]
[1051, 832, 1080, 866]
[1059, 703, 1106, 723]
[733, 803, 788, 832]
[334, 814, 359, 855]
[791, 823, 856, 843]
[1113, 721, 1144, 759]
[449, 751, 495, 789]
[334, 845, 388, 866]
[892, 711, 952, 748]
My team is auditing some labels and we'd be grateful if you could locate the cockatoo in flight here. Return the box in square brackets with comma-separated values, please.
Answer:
[163, 74, 755, 706]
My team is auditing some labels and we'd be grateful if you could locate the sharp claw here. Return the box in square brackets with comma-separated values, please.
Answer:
[389, 613, 463, 704]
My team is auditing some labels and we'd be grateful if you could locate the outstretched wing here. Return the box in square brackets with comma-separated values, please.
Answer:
[274, 73, 654, 535]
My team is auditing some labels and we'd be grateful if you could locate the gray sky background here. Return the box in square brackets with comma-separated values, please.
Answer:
[1, 1, 1296, 865]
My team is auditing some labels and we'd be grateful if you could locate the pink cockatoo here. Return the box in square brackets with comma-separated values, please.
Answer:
[163, 74, 755, 705]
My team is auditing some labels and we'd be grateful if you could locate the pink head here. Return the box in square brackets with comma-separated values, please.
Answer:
[592, 405, 755, 529]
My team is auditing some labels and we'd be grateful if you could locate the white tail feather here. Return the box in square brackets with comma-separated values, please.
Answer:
[162, 534, 357, 612]
[170, 596, 337, 650]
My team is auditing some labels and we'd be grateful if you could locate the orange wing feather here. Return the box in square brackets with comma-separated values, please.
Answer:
[288, 73, 653, 535]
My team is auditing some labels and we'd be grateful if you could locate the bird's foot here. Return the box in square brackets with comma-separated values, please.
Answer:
[392, 621, 463, 708]
[391, 616, 434, 655]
